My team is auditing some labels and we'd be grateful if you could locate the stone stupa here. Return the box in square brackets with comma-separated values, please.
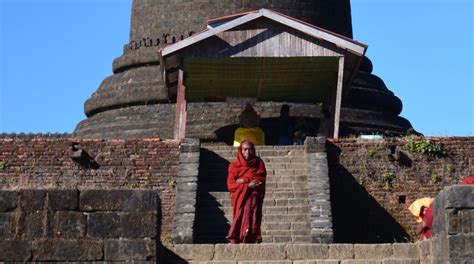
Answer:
[74, 0, 414, 139]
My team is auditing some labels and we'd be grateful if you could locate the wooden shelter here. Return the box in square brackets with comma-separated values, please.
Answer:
[158, 9, 367, 140]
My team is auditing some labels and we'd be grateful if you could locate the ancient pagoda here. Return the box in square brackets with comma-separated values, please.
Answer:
[74, 0, 414, 141]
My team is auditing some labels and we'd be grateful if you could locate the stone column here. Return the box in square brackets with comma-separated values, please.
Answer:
[304, 137, 333, 243]
[432, 185, 474, 263]
[172, 138, 200, 243]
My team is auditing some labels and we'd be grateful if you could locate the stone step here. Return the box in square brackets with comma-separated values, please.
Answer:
[203, 156, 306, 164]
[197, 197, 309, 207]
[197, 205, 310, 216]
[196, 213, 310, 223]
[199, 191, 309, 201]
[164, 243, 422, 263]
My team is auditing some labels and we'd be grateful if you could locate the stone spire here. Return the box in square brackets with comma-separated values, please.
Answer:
[74, 0, 414, 139]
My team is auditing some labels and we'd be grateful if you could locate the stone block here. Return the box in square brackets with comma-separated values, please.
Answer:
[53, 211, 86, 238]
[418, 240, 431, 260]
[87, 212, 121, 238]
[328, 244, 353, 259]
[121, 212, 157, 238]
[304, 137, 326, 153]
[172, 227, 193, 244]
[393, 243, 420, 259]
[448, 234, 474, 259]
[461, 209, 472, 233]
[180, 143, 200, 153]
[442, 186, 473, 208]
[382, 259, 420, 264]
[214, 244, 286, 260]
[354, 244, 393, 259]
[123, 191, 159, 212]
[171, 244, 215, 261]
[177, 182, 198, 192]
[0, 190, 17, 211]
[32, 239, 102, 261]
[175, 204, 195, 213]
[19, 189, 45, 212]
[0, 212, 15, 238]
[179, 152, 200, 163]
[447, 209, 461, 234]
[178, 168, 199, 177]
[286, 244, 329, 259]
[104, 238, 155, 261]
[20, 210, 45, 238]
[48, 189, 78, 211]
[80, 189, 131, 211]
[341, 260, 382, 264]
[239, 261, 292, 264]
[0, 240, 31, 261]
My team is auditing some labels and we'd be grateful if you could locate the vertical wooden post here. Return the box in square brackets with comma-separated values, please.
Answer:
[174, 69, 187, 140]
[332, 56, 344, 139]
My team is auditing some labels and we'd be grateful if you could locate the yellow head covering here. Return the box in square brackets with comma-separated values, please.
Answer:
[408, 197, 433, 222]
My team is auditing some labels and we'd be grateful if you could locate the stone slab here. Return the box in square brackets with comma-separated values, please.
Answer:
[328, 244, 354, 259]
[53, 211, 86, 238]
[169, 244, 215, 261]
[0, 190, 17, 211]
[104, 238, 155, 261]
[286, 244, 329, 259]
[48, 189, 78, 210]
[32, 239, 102, 261]
[214, 244, 286, 260]
[354, 244, 393, 259]
[393, 243, 420, 259]
[19, 189, 45, 212]
[87, 212, 121, 238]
[0, 240, 31, 261]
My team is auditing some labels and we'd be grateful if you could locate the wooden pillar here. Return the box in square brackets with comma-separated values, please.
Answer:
[331, 57, 344, 139]
[174, 69, 187, 140]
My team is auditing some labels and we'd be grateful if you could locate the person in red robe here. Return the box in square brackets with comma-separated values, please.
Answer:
[226, 140, 267, 244]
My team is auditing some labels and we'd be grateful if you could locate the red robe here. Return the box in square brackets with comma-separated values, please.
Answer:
[227, 141, 266, 244]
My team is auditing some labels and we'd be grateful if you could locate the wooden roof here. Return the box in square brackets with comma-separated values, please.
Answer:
[160, 9, 367, 57]
[158, 8, 368, 103]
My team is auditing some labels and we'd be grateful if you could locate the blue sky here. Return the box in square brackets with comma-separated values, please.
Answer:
[0, 0, 473, 136]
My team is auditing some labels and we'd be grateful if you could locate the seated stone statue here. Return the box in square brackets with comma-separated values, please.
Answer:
[233, 103, 265, 147]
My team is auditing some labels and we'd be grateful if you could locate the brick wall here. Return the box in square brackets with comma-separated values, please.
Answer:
[0, 189, 159, 262]
[0, 137, 179, 236]
[328, 136, 473, 242]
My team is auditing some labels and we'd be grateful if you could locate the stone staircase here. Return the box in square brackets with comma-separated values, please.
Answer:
[194, 144, 311, 244]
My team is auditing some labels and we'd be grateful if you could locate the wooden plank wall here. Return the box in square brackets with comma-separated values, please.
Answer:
[183, 18, 345, 58]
